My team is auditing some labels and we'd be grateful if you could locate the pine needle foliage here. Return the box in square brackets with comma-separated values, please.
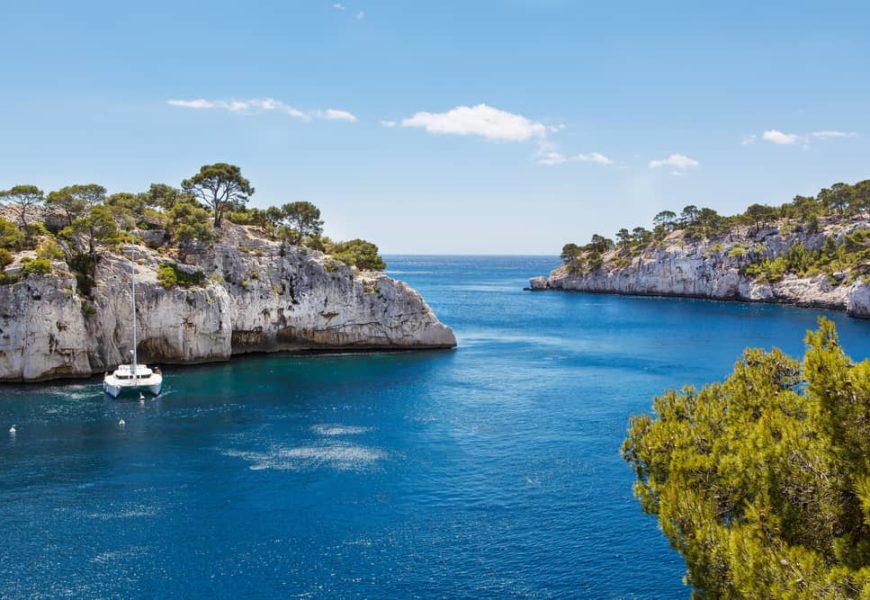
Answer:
[623, 320, 870, 598]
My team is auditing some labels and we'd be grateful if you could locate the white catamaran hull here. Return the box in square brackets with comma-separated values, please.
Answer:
[103, 373, 163, 398]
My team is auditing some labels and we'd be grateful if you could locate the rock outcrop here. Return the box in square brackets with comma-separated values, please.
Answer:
[531, 219, 870, 319]
[0, 224, 455, 382]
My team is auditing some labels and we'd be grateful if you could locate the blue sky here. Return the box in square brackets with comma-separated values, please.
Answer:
[1, 0, 868, 253]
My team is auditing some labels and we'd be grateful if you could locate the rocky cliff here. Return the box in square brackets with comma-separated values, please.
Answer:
[530, 218, 870, 318]
[0, 224, 455, 382]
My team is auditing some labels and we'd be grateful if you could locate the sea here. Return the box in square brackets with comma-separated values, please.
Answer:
[2, 255, 869, 598]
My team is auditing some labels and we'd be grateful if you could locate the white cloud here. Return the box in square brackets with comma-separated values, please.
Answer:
[167, 98, 357, 123]
[248, 98, 308, 119]
[398, 106, 611, 166]
[168, 97, 307, 119]
[535, 141, 612, 166]
[380, 120, 397, 128]
[743, 129, 858, 149]
[811, 130, 857, 139]
[762, 129, 800, 145]
[574, 152, 612, 165]
[355, 10, 365, 19]
[167, 99, 217, 110]
[649, 154, 699, 169]
[333, 3, 345, 10]
[401, 104, 548, 142]
[316, 108, 358, 122]
[744, 128, 858, 147]
[535, 141, 565, 165]
[536, 147, 567, 165]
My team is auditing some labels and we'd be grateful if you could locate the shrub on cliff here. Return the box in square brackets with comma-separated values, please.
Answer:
[743, 256, 789, 283]
[225, 207, 270, 228]
[68, 253, 99, 296]
[0, 217, 24, 251]
[166, 201, 214, 247]
[106, 192, 148, 230]
[36, 239, 65, 261]
[561, 243, 586, 274]
[19, 257, 52, 278]
[157, 263, 206, 289]
[561, 243, 580, 263]
[264, 201, 324, 244]
[157, 264, 177, 288]
[327, 239, 386, 271]
[623, 320, 870, 598]
[60, 205, 119, 255]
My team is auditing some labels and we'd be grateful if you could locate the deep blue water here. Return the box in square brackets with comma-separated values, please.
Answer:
[2, 256, 869, 599]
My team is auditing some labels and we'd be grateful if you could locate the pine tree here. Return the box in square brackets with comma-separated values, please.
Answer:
[623, 319, 870, 598]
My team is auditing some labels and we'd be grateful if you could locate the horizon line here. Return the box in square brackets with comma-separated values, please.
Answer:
[382, 253, 558, 257]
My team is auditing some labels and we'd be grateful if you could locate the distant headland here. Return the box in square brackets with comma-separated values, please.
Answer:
[530, 179, 870, 318]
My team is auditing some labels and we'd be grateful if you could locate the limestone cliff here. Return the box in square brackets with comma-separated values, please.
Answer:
[0, 224, 455, 382]
[530, 217, 870, 318]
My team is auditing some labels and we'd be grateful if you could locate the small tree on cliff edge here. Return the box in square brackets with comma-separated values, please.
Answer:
[46, 184, 106, 227]
[182, 163, 254, 228]
[0, 185, 44, 234]
[62, 205, 119, 255]
[265, 201, 324, 244]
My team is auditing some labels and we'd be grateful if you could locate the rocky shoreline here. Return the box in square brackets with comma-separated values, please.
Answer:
[0, 224, 455, 383]
[529, 219, 870, 319]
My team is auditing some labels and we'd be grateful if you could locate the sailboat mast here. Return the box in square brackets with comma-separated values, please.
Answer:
[129, 248, 138, 379]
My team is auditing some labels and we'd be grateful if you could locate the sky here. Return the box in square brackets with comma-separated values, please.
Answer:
[1, 0, 869, 254]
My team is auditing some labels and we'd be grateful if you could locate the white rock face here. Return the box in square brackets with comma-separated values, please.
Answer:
[531, 220, 870, 319]
[847, 282, 870, 319]
[0, 225, 455, 382]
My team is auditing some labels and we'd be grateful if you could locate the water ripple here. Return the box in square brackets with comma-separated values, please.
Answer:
[222, 443, 387, 472]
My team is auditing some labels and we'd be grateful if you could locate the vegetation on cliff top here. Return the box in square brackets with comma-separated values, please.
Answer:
[560, 179, 870, 285]
[0, 163, 387, 289]
[624, 320, 870, 598]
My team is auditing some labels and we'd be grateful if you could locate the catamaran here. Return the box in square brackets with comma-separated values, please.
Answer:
[103, 249, 163, 398]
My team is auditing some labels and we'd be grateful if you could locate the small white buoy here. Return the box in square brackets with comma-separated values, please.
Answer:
[118, 418, 126, 428]
[8, 424, 16, 435]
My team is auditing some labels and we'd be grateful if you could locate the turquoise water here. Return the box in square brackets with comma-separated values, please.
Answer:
[2, 256, 869, 598]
